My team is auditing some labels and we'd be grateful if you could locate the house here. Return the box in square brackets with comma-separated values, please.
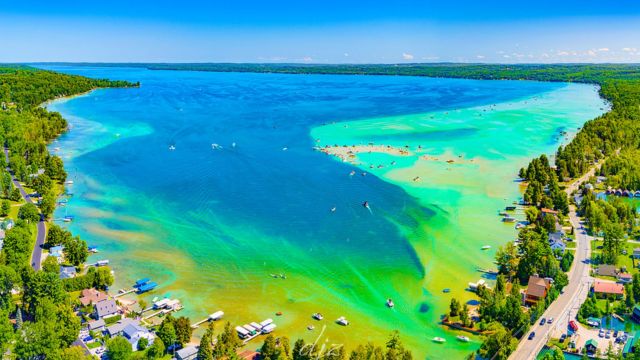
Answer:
[540, 208, 558, 218]
[585, 339, 598, 354]
[1, 219, 14, 230]
[107, 318, 139, 337]
[593, 281, 625, 299]
[585, 183, 594, 191]
[618, 272, 633, 284]
[548, 231, 566, 252]
[122, 321, 155, 350]
[237, 350, 261, 360]
[550, 240, 566, 253]
[631, 304, 640, 323]
[59, 266, 76, 279]
[634, 248, 640, 259]
[595, 264, 618, 278]
[176, 345, 199, 360]
[87, 319, 106, 332]
[79, 288, 108, 307]
[49, 245, 64, 263]
[524, 276, 551, 305]
[94, 299, 118, 319]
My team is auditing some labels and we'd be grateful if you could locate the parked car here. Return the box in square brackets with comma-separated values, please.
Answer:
[614, 330, 619, 338]
[599, 329, 605, 338]
[528, 332, 536, 340]
[539, 318, 546, 326]
[559, 334, 567, 343]
[606, 330, 611, 339]
[569, 320, 578, 332]
[547, 317, 554, 324]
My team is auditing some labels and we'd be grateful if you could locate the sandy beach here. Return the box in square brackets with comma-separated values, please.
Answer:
[315, 144, 413, 164]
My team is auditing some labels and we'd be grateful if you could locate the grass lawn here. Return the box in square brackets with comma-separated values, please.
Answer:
[547, 338, 568, 351]
[86, 341, 102, 349]
[566, 241, 577, 249]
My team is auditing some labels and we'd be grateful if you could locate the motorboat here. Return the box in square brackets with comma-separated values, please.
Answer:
[386, 298, 394, 308]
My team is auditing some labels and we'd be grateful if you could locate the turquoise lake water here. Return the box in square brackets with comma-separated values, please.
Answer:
[38, 65, 606, 358]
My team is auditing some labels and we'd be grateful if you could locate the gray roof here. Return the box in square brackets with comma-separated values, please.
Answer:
[59, 266, 76, 279]
[596, 264, 618, 277]
[123, 322, 148, 339]
[95, 299, 118, 318]
[176, 345, 199, 359]
[548, 231, 564, 243]
[87, 319, 106, 331]
[107, 318, 138, 336]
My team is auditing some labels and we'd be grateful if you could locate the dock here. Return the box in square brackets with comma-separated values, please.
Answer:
[114, 288, 135, 298]
[192, 310, 224, 328]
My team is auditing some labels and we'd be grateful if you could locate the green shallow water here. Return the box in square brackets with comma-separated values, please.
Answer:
[40, 66, 606, 359]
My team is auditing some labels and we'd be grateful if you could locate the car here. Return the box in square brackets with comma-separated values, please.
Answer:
[614, 330, 619, 338]
[528, 332, 536, 340]
[569, 320, 579, 332]
[606, 330, 611, 339]
[599, 329, 605, 337]
[559, 334, 567, 343]
[539, 318, 546, 326]
[547, 317, 554, 324]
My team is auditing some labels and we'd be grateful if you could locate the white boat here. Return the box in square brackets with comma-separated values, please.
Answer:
[432, 337, 446, 343]
[336, 316, 349, 326]
[386, 299, 395, 308]
[307, 325, 315, 330]
[312, 313, 323, 320]
[481, 245, 491, 250]
[169, 145, 176, 150]
[457, 336, 470, 342]
[65, 180, 74, 185]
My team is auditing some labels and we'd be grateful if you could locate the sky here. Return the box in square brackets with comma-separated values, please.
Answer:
[1, 0, 640, 63]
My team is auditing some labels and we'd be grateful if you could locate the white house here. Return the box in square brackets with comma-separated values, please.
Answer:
[122, 322, 155, 350]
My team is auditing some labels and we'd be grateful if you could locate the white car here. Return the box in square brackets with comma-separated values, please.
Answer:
[547, 317, 554, 324]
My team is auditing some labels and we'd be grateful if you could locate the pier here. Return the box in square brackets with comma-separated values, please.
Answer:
[192, 310, 224, 328]
[114, 288, 135, 298]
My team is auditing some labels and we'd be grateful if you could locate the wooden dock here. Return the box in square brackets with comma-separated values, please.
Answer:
[114, 288, 135, 298]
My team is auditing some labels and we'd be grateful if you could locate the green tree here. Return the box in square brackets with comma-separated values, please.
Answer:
[18, 202, 39, 223]
[42, 255, 60, 274]
[107, 336, 133, 360]
[0, 310, 13, 353]
[460, 303, 471, 327]
[137, 337, 149, 351]
[63, 236, 88, 266]
[0, 265, 18, 311]
[198, 323, 215, 360]
[10, 187, 22, 202]
[477, 323, 518, 360]
[40, 192, 56, 219]
[449, 298, 461, 317]
[0, 200, 10, 216]
[156, 317, 177, 350]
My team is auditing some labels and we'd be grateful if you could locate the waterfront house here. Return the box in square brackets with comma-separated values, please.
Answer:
[524, 276, 551, 305]
[632, 305, 640, 323]
[94, 299, 118, 319]
[176, 345, 199, 360]
[585, 339, 598, 355]
[593, 281, 624, 299]
[121, 321, 155, 350]
[107, 318, 138, 337]
[59, 266, 76, 279]
[87, 319, 106, 332]
[79, 288, 108, 307]
[49, 245, 64, 264]
[618, 272, 633, 284]
[595, 264, 618, 278]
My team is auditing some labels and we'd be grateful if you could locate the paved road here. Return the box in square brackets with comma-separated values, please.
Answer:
[509, 166, 599, 360]
[4, 148, 46, 271]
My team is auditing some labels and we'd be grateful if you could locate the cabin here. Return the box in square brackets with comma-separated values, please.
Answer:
[595, 264, 618, 278]
[176, 346, 199, 360]
[618, 272, 633, 284]
[593, 281, 624, 299]
[585, 339, 598, 355]
[59, 266, 76, 279]
[79, 288, 108, 307]
[94, 299, 118, 319]
[524, 276, 551, 305]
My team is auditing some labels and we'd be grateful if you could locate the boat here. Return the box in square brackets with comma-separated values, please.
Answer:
[349, 170, 356, 176]
[498, 211, 508, 216]
[336, 316, 349, 326]
[312, 313, 323, 320]
[331, 207, 336, 212]
[63, 216, 74, 222]
[282, 147, 288, 151]
[88, 246, 99, 253]
[169, 145, 175, 150]
[275, 311, 283, 316]
[432, 337, 446, 343]
[307, 325, 315, 330]
[65, 180, 74, 185]
[442, 288, 450, 293]
[363, 201, 370, 209]
[386, 298, 394, 308]
[502, 216, 517, 223]
[505, 206, 517, 211]
[457, 336, 470, 342]
[481, 245, 491, 250]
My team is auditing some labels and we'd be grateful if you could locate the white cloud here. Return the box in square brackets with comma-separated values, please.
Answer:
[402, 53, 414, 60]
[622, 47, 638, 52]
[476, 55, 485, 59]
[344, 53, 349, 57]
[557, 51, 570, 56]
[302, 56, 313, 62]
[503, 54, 511, 58]
[541, 53, 550, 58]
[587, 49, 596, 56]
[598, 47, 610, 52]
